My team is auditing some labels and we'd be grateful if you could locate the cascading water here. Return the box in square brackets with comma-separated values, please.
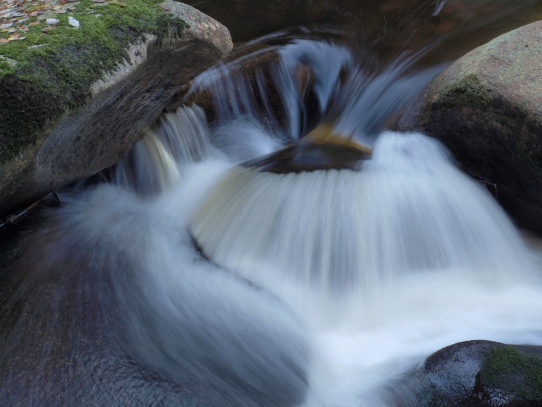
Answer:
[104, 38, 542, 406]
[3, 13, 542, 407]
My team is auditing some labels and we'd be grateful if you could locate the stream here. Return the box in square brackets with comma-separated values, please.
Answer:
[2, 0, 542, 406]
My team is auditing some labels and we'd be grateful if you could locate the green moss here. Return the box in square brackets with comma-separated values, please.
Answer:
[436, 73, 493, 109]
[0, 62, 12, 76]
[0, 0, 186, 162]
[481, 345, 542, 401]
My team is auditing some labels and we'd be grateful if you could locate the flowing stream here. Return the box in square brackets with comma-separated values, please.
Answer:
[3, 1, 542, 406]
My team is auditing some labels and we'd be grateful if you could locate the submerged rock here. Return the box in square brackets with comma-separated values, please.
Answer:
[0, 1, 232, 220]
[399, 20, 542, 234]
[411, 340, 542, 406]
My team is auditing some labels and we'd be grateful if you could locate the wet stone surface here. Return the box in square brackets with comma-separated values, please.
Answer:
[243, 142, 370, 174]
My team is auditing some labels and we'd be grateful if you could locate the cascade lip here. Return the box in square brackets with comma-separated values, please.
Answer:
[241, 142, 370, 173]
[242, 124, 372, 173]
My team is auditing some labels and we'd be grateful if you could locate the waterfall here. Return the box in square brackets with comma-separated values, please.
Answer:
[190, 131, 538, 324]
[106, 36, 542, 406]
[3, 32, 542, 407]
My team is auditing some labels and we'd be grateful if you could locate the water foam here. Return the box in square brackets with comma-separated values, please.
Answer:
[36, 36, 542, 406]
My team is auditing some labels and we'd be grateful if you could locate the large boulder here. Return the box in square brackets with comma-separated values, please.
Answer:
[399, 21, 542, 234]
[182, 0, 535, 50]
[0, 0, 232, 219]
[410, 340, 542, 406]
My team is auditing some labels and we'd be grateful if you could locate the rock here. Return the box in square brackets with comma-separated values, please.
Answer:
[68, 16, 80, 28]
[409, 340, 542, 406]
[399, 21, 542, 234]
[0, 1, 232, 219]
[46, 18, 60, 25]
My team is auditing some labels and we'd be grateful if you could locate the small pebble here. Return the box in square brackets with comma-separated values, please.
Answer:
[68, 16, 79, 28]
[46, 18, 59, 25]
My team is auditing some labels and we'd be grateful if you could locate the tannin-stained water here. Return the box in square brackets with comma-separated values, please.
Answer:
[3, 8, 542, 407]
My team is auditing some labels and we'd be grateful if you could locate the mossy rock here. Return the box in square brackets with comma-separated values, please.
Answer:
[0, 1, 232, 218]
[478, 345, 542, 404]
[0, 0, 181, 162]
[412, 340, 542, 407]
[434, 74, 494, 110]
[399, 20, 542, 234]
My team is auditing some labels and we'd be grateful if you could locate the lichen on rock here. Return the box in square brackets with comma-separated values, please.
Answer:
[435, 73, 493, 109]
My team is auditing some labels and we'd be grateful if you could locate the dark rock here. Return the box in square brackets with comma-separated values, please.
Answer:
[399, 21, 542, 234]
[410, 340, 542, 407]
[243, 141, 370, 174]
[0, 1, 232, 220]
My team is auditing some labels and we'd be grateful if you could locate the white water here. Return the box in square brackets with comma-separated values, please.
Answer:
[103, 109, 542, 406]
[188, 38, 441, 147]
[93, 38, 542, 405]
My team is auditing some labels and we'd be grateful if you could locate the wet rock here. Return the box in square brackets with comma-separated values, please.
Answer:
[399, 21, 542, 234]
[181, 0, 499, 42]
[0, 1, 232, 219]
[183, 0, 540, 68]
[410, 340, 542, 407]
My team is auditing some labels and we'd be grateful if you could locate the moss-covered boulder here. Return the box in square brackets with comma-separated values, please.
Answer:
[399, 20, 542, 234]
[412, 340, 542, 406]
[0, 0, 232, 219]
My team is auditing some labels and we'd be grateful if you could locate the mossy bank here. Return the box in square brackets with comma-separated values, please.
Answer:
[0, 0, 232, 218]
[0, 0, 185, 162]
